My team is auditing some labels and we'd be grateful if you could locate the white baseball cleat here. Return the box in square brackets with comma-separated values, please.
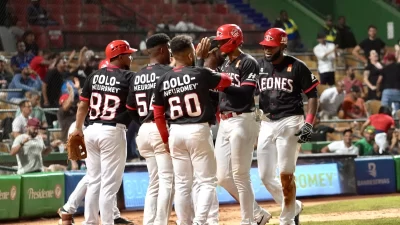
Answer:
[256, 208, 272, 225]
[294, 200, 304, 225]
[205, 220, 219, 225]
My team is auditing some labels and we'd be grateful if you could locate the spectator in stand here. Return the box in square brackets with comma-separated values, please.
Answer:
[139, 30, 155, 53]
[334, 16, 356, 50]
[57, 82, 78, 142]
[175, 13, 206, 39]
[9, 20, 25, 42]
[363, 50, 383, 101]
[11, 41, 35, 73]
[352, 25, 386, 65]
[361, 106, 395, 154]
[10, 118, 61, 174]
[0, 55, 13, 88]
[319, 81, 346, 119]
[15, 91, 48, 128]
[11, 100, 33, 139]
[341, 85, 366, 119]
[23, 31, 39, 56]
[70, 47, 98, 88]
[42, 57, 68, 127]
[273, 10, 302, 52]
[313, 32, 337, 85]
[355, 126, 378, 156]
[342, 66, 364, 98]
[30, 49, 56, 81]
[320, 15, 337, 44]
[42, 57, 68, 108]
[376, 53, 400, 111]
[321, 129, 359, 155]
[395, 39, 400, 61]
[27, 0, 58, 26]
[310, 114, 356, 142]
[7, 63, 42, 103]
[156, 15, 175, 33]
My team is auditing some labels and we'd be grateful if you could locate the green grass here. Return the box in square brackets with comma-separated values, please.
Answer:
[271, 196, 400, 216]
[281, 218, 400, 225]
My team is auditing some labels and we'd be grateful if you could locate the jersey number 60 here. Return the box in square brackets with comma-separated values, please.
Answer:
[169, 93, 201, 120]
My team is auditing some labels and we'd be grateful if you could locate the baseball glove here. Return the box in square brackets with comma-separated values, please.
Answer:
[66, 135, 87, 161]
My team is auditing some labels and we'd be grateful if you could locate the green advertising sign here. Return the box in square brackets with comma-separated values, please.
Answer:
[394, 156, 400, 192]
[0, 175, 21, 220]
[20, 172, 65, 218]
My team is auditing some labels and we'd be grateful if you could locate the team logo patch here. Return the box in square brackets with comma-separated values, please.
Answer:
[287, 64, 292, 72]
[54, 184, 62, 199]
[10, 185, 17, 200]
[230, 29, 239, 38]
[265, 35, 274, 41]
[217, 31, 223, 37]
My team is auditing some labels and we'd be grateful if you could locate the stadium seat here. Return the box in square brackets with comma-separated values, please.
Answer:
[64, 4, 81, 15]
[45, 0, 64, 5]
[206, 14, 223, 26]
[137, 4, 156, 15]
[146, 0, 163, 4]
[215, 4, 228, 14]
[66, 35, 84, 48]
[47, 4, 63, 16]
[83, 4, 101, 15]
[67, 0, 82, 5]
[175, 3, 193, 14]
[101, 24, 119, 32]
[365, 100, 381, 117]
[161, 4, 174, 14]
[224, 14, 242, 25]
[64, 14, 82, 27]
[195, 4, 211, 14]
[192, 14, 206, 27]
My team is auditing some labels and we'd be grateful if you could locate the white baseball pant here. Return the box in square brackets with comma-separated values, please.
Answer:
[257, 115, 303, 225]
[169, 123, 217, 225]
[63, 174, 120, 219]
[83, 123, 127, 225]
[215, 113, 263, 225]
[136, 122, 174, 225]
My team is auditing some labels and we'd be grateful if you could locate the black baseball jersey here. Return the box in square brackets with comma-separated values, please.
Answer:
[80, 66, 135, 126]
[126, 64, 173, 124]
[257, 55, 319, 120]
[153, 66, 222, 124]
[219, 53, 259, 113]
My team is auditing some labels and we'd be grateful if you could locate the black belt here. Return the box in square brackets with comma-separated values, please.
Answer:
[89, 122, 117, 127]
[144, 120, 155, 123]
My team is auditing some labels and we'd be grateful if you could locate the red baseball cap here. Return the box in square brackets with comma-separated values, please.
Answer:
[59, 94, 69, 105]
[27, 118, 41, 128]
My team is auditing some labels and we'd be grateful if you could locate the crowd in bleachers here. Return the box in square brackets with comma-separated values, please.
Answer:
[1, 0, 400, 175]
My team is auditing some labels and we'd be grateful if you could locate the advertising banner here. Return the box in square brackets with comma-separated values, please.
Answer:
[0, 175, 21, 220]
[394, 156, 400, 192]
[355, 156, 396, 194]
[64, 171, 86, 214]
[20, 172, 65, 218]
[123, 163, 341, 209]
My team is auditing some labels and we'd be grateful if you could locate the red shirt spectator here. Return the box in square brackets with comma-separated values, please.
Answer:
[30, 55, 47, 80]
[369, 114, 394, 133]
[342, 66, 364, 95]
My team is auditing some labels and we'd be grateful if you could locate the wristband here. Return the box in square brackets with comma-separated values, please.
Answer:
[305, 114, 315, 124]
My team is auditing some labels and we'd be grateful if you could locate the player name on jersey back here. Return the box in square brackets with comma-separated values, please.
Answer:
[153, 66, 222, 124]
[162, 74, 199, 97]
[126, 64, 172, 123]
[91, 74, 122, 93]
[80, 67, 134, 126]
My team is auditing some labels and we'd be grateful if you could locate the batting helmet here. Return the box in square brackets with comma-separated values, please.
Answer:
[259, 28, 288, 47]
[98, 59, 110, 69]
[214, 24, 243, 54]
[105, 40, 137, 59]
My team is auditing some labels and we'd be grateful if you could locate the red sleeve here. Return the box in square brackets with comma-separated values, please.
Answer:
[216, 73, 232, 91]
[153, 105, 169, 143]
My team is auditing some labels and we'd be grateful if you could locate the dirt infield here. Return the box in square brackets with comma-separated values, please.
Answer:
[4, 194, 400, 225]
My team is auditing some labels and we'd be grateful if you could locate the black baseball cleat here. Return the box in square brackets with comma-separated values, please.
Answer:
[114, 217, 135, 225]
[294, 213, 300, 225]
[57, 207, 75, 225]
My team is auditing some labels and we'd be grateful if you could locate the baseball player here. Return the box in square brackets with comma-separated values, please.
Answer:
[257, 28, 319, 225]
[126, 33, 175, 225]
[58, 60, 133, 225]
[70, 40, 137, 225]
[213, 24, 271, 225]
[152, 35, 232, 225]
